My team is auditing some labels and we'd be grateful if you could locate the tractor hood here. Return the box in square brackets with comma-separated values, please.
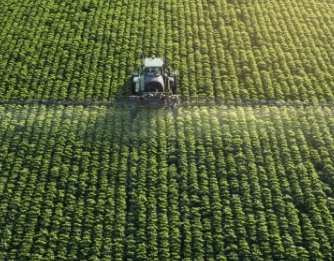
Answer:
[144, 73, 164, 92]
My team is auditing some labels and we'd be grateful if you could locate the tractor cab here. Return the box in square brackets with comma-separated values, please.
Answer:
[130, 56, 179, 119]
[131, 57, 177, 95]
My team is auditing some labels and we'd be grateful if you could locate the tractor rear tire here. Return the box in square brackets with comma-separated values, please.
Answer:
[131, 73, 138, 95]
[171, 72, 177, 94]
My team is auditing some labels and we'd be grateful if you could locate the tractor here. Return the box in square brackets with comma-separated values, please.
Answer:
[130, 56, 179, 119]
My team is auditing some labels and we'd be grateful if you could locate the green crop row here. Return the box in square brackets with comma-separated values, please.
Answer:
[1, 105, 334, 260]
[1, 0, 334, 100]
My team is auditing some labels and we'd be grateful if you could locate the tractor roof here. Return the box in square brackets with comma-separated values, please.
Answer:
[144, 57, 164, 68]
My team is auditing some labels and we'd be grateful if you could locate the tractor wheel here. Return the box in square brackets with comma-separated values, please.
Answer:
[171, 72, 177, 94]
[131, 73, 138, 95]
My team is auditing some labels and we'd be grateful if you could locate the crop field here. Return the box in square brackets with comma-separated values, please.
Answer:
[1, 0, 334, 100]
[2, 0, 334, 260]
[0, 105, 334, 261]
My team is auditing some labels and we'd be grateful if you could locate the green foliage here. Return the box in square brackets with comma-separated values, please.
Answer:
[1, 0, 334, 100]
[0, 106, 334, 260]
[1, 0, 334, 260]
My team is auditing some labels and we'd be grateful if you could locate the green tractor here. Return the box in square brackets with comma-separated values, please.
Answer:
[130, 56, 179, 119]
